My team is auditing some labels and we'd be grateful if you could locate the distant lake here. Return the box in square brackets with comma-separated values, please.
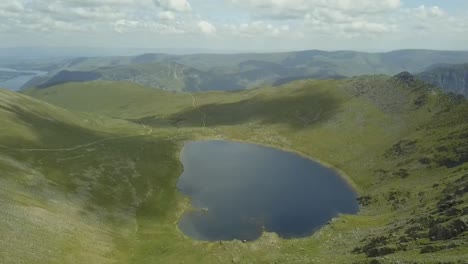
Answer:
[0, 67, 47, 91]
[177, 140, 359, 241]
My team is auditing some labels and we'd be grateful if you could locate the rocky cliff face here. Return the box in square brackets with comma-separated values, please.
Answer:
[418, 64, 468, 97]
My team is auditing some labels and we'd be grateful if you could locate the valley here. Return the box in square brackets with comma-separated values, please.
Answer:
[2, 0, 468, 262]
[0, 71, 466, 263]
[17, 50, 468, 96]
[0, 67, 47, 91]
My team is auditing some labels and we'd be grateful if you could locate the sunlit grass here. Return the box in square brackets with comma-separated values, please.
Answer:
[0, 75, 467, 263]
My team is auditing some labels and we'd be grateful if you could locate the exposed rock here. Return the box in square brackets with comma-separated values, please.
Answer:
[392, 169, 410, 179]
[429, 219, 467, 240]
[413, 94, 427, 108]
[353, 236, 398, 257]
[405, 225, 428, 239]
[357, 196, 373, 207]
[438, 199, 458, 212]
[420, 245, 440, 254]
[444, 208, 461, 217]
[385, 140, 417, 158]
[366, 246, 397, 257]
[398, 236, 410, 243]
[393, 71, 416, 85]
[462, 207, 468, 216]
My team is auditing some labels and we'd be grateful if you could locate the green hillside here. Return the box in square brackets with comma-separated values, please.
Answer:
[4, 73, 468, 263]
[0, 88, 176, 263]
[24, 81, 195, 119]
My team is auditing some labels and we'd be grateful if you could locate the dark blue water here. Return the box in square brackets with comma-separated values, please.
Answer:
[0, 67, 47, 91]
[177, 140, 359, 241]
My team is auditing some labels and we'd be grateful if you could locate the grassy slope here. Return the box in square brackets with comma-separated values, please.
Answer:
[6, 75, 468, 263]
[96, 63, 191, 92]
[24, 81, 192, 119]
[0, 89, 157, 263]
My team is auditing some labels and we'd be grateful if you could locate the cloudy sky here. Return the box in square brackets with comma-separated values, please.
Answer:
[1, 0, 467, 52]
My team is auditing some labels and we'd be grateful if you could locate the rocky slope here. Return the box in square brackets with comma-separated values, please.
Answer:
[418, 64, 468, 97]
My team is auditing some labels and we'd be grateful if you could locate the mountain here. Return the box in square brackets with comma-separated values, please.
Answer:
[4, 72, 468, 263]
[36, 70, 102, 88]
[0, 88, 140, 148]
[19, 49, 468, 92]
[29, 62, 207, 92]
[418, 63, 468, 97]
[22, 57, 345, 92]
[24, 80, 192, 119]
[0, 88, 180, 263]
[0, 47, 254, 60]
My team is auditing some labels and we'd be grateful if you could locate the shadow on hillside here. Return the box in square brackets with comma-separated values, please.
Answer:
[0, 104, 103, 148]
[166, 90, 343, 128]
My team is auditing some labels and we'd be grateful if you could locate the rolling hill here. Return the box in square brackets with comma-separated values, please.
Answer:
[0, 88, 172, 263]
[3, 72, 468, 263]
[20, 49, 468, 93]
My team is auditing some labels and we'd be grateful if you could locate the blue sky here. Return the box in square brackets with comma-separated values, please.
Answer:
[0, 0, 467, 51]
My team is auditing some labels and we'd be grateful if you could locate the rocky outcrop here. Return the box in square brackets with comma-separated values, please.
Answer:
[418, 64, 468, 97]
[429, 219, 467, 241]
[393, 71, 416, 85]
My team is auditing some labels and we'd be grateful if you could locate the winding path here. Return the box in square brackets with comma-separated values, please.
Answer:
[190, 93, 207, 128]
[0, 125, 152, 153]
[0, 94, 211, 154]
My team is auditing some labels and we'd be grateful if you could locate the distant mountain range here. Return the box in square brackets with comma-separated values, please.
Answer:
[417, 64, 468, 97]
[13, 49, 468, 94]
[0, 47, 253, 60]
[0, 70, 35, 82]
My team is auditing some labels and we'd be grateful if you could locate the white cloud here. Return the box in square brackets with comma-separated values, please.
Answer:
[0, 0, 467, 51]
[332, 0, 400, 13]
[228, 0, 401, 20]
[113, 19, 186, 34]
[304, 11, 396, 37]
[227, 0, 401, 38]
[198, 20, 217, 35]
[223, 21, 291, 38]
[159, 11, 176, 21]
[154, 0, 191, 12]
[0, 0, 195, 34]
[0, 1, 25, 12]
[413, 5, 445, 19]
[342, 21, 393, 34]
[66, 0, 153, 8]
